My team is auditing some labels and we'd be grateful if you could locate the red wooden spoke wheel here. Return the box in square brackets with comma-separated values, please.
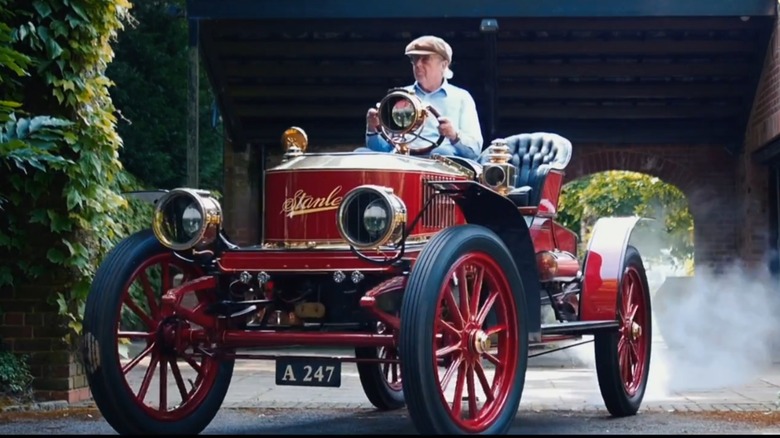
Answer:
[594, 245, 652, 417]
[400, 225, 528, 435]
[82, 230, 234, 435]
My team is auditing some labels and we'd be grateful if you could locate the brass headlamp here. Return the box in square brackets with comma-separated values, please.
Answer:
[152, 188, 222, 251]
[377, 89, 432, 154]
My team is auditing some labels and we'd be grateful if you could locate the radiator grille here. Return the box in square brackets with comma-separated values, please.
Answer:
[421, 177, 457, 229]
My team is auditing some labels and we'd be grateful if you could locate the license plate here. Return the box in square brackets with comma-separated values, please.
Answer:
[275, 357, 342, 387]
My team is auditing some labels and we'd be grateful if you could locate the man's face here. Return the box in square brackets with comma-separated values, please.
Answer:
[409, 53, 447, 91]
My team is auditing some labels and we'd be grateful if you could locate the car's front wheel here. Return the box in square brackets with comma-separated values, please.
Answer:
[82, 229, 234, 435]
[399, 224, 528, 435]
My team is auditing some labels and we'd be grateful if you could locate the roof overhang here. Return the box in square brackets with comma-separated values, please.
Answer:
[187, 0, 776, 20]
[186, 0, 778, 152]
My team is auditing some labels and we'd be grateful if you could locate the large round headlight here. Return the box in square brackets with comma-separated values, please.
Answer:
[152, 188, 222, 251]
[378, 89, 426, 136]
[336, 185, 406, 250]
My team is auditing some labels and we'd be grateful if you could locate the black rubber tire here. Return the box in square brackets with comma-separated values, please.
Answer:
[594, 245, 652, 417]
[399, 224, 528, 435]
[81, 229, 234, 435]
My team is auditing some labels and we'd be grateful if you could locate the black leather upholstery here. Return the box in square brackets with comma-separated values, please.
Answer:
[478, 132, 573, 206]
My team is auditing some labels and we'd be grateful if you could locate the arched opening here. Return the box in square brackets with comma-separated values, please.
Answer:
[559, 169, 694, 286]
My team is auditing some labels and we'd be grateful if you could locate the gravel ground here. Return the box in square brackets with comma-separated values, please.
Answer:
[1, 406, 779, 435]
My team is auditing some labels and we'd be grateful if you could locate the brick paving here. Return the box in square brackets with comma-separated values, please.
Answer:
[217, 339, 780, 414]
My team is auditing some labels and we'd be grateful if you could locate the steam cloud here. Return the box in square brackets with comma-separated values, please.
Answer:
[647, 261, 780, 394]
[563, 237, 780, 399]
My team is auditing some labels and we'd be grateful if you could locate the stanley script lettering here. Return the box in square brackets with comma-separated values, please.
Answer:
[281, 186, 343, 218]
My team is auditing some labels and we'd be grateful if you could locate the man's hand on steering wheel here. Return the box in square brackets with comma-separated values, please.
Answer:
[436, 116, 459, 144]
[366, 107, 380, 133]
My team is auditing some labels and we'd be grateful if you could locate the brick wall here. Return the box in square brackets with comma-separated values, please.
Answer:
[741, 14, 780, 270]
[565, 144, 739, 270]
[745, 17, 780, 153]
[0, 280, 89, 402]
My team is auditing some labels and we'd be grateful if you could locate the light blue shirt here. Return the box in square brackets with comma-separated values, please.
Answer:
[365, 80, 483, 159]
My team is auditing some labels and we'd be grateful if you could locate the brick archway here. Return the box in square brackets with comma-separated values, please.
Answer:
[562, 144, 738, 270]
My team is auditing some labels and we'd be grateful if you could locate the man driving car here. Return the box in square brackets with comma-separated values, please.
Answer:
[357, 35, 483, 160]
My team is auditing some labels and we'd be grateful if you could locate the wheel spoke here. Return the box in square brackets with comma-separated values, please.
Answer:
[137, 353, 160, 403]
[617, 335, 627, 358]
[390, 362, 399, 384]
[466, 363, 479, 419]
[450, 360, 467, 419]
[485, 324, 506, 337]
[474, 360, 495, 403]
[475, 290, 498, 326]
[138, 270, 160, 320]
[159, 359, 168, 411]
[438, 319, 460, 338]
[437, 342, 462, 358]
[619, 344, 631, 385]
[169, 358, 190, 402]
[629, 339, 640, 366]
[483, 351, 502, 367]
[470, 266, 485, 319]
[456, 268, 471, 321]
[181, 352, 203, 375]
[122, 342, 155, 375]
[627, 303, 638, 321]
[445, 288, 466, 329]
[123, 295, 155, 330]
[439, 355, 464, 392]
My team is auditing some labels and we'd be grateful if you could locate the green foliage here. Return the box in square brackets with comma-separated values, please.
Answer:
[108, 0, 223, 191]
[558, 170, 694, 267]
[0, 0, 152, 347]
[0, 3, 30, 124]
[0, 349, 33, 395]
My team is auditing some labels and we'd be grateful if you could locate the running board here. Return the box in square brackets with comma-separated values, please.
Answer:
[541, 320, 619, 336]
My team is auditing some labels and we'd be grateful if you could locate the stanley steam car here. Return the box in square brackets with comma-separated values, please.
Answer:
[81, 89, 652, 435]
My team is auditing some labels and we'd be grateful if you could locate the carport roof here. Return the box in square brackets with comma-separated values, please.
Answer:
[186, 0, 778, 151]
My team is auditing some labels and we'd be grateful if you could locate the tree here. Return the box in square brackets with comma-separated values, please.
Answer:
[558, 171, 694, 270]
[107, 0, 223, 192]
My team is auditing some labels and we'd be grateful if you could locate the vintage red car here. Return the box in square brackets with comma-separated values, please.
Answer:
[80, 89, 652, 435]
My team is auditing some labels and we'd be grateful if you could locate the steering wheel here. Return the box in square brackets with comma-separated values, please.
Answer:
[376, 89, 445, 156]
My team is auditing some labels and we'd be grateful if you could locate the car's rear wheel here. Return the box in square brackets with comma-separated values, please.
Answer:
[82, 229, 234, 435]
[355, 339, 405, 410]
[400, 225, 528, 435]
[594, 245, 652, 416]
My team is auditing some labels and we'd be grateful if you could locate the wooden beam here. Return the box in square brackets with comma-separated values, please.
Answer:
[223, 61, 751, 79]
[207, 16, 771, 38]
[214, 39, 758, 59]
[232, 102, 742, 119]
[500, 105, 742, 119]
[226, 82, 747, 101]
[188, 0, 777, 20]
[499, 62, 751, 78]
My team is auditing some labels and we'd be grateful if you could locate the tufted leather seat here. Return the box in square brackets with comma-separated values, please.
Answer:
[478, 132, 573, 207]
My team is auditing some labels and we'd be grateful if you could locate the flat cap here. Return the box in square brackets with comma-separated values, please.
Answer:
[404, 35, 453, 62]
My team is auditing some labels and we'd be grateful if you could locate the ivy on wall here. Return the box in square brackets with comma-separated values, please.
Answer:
[0, 0, 151, 346]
